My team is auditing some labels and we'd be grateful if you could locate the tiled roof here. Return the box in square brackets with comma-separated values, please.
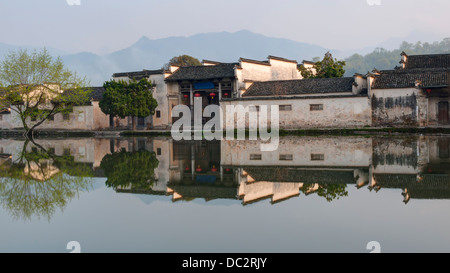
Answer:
[202, 60, 222, 65]
[268, 55, 298, 64]
[62, 86, 105, 103]
[373, 69, 450, 89]
[89, 87, 105, 101]
[165, 63, 237, 82]
[405, 54, 450, 69]
[243, 167, 358, 184]
[166, 185, 238, 200]
[113, 69, 165, 79]
[239, 58, 271, 66]
[374, 174, 450, 189]
[242, 77, 355, 97]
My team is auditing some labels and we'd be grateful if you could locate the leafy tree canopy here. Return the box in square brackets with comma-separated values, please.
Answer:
[164, 55, 202, 69]
[299, 52, 346, 79]
[0, 48, 90, 137]
[100, 149, 159, 191]
[0, 140, 93, 221]
[300, 184, 349, 202]
[100, 78, 158, 130]
[344, 38, 450, 76]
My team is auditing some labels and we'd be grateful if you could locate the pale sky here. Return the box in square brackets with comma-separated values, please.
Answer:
[1, 0, 449, 55]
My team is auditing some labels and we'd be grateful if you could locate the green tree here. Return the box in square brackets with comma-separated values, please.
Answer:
[0, 48, 90, 138]
[100, 78, 158, 130]
[164, 54, 202, 69]
[344, 37, 450, 76]
[100, 149, 159, 191]
[299, 52, 346, 79]
[301, 184, 348, 202]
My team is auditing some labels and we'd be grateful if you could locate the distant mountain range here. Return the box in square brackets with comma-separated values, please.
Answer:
[1, 30, 336, 85]
[0, 30, 447, 86]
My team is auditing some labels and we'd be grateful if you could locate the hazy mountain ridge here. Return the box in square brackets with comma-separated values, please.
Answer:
[58, 30, 334, 85]
[1, 30, 449, 85]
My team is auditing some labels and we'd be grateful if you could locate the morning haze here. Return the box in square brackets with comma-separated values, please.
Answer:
[0, 0, 449, 54]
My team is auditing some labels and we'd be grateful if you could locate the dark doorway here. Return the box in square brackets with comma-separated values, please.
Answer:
[439, 138, 450, 159]
[438, 101, 449, 125]
[137, 117, 145, 127]
[109, 115, 114, 128]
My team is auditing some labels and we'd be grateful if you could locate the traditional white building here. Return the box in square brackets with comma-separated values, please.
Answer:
[368, 52, 450, 127]
[111, 56, 304, 129]
[0, 86, 114, 131]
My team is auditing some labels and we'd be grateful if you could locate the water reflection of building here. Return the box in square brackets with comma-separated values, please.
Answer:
[221, 137, 371, 204]
[1, 136, 450, 205]
[370, 136, 450, 203]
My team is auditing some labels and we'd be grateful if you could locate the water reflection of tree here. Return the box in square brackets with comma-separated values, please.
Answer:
[300, 184, 349, 202]
[0, 140, 93, 221]
[100, 149, 159, 191]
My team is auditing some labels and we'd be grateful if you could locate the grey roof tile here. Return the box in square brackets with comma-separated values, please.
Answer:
[405, 54, 450, 69]
[113, 69, 165, 79]
[165, 63, 237, 82]
[373, 69, 450, 89]
[242, 77, 355, 97]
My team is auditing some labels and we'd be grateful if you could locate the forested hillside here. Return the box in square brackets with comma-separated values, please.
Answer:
[344, 38, 450, 76]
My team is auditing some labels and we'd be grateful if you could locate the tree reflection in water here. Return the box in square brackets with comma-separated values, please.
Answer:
[100, 149, 159, 191]
[300, 184, 349, 202]
[0, 140, 93, 221]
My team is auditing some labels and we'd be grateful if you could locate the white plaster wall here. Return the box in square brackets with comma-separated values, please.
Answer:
[240, 61, 272, 82]
[0, 105, 99, 130]
[150, 74, 170, 128]
[221, 136, 372, 167]
[221, 96, 372, 129]
[371, 88, 419, 126]
[372, 88, 418, 98]
[268, 59, 302, 80]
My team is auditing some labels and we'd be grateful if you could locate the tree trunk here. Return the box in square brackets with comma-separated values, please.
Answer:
[132, 116, 136, 131]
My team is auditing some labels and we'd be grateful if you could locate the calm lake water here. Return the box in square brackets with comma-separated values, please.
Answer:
[1, 135, 450, 253]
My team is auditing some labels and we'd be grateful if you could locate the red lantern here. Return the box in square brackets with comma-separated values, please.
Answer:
[209, 92, 216, 99]
[224, 92, 229, 97]
[196, 165, 202, 172]
[185, 167, 190, 171]
[194, 93, 201, 97]
[211, 165, 217, 172]
[183, 94, 189, 99]
[427, 89, 432, 94]
[225, 168, 231, 172]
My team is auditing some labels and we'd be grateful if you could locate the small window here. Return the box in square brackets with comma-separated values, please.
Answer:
[156, 111, 161, 118]
[279, 105, 292, 111]
[63, 113, 70, 120]
[0, 115, 3, 121]
[157, 148, 162, 155]
[311, 154, 325, 161]
[138, 117, 145, 127]
[310, 104, 324, 111]
[250, 154, 262, 160]
[279, 154, 293, 161]
[138, 139, 146, 151]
